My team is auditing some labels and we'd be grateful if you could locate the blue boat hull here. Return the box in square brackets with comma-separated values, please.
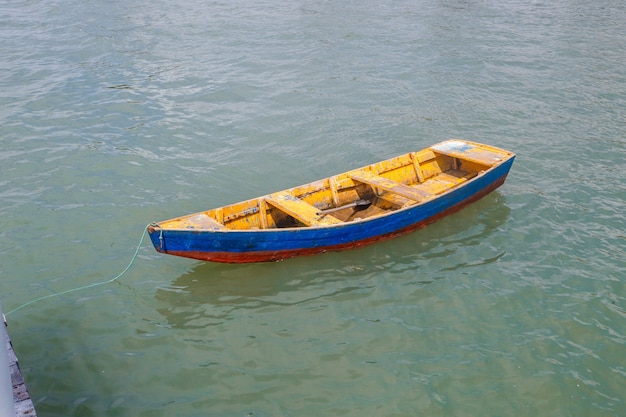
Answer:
[148, 157, 514, 263]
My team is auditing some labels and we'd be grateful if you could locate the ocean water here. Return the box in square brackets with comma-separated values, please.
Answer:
[1, 0, 625, 416]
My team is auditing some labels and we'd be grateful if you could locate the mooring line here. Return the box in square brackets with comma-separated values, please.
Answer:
[5, 224, 150, 317]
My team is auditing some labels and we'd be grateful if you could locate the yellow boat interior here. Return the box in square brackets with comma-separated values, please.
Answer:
[160, 141, 511, 231]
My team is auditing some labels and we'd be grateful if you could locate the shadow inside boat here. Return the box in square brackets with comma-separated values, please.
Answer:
[154, 192, 511, 329]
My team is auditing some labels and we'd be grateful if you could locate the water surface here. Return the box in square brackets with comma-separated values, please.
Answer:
[1, 0, 625, 416]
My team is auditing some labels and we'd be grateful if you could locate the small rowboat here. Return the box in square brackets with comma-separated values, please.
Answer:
[148, 140, 515, 263]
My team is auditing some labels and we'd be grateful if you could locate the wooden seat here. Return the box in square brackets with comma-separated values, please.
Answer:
[265, 192, 342, 226]
[176, 213, 227, 230]
[349, 170, 433, 202]
[430, 141, 505, 166]
[436, 169, 476, 185]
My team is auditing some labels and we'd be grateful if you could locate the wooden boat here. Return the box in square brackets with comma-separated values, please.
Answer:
[148, 140, 515, 263]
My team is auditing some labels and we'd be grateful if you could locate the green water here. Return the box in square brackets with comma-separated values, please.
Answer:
[1, 0, 625, 416]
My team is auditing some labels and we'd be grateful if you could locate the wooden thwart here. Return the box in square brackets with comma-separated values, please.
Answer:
[431, 144, 504, 166]
[266, 192, 342, 226]
[436, 170, 476, 185]
[349, 170, 433, 202]
[186, 213, 226, 230]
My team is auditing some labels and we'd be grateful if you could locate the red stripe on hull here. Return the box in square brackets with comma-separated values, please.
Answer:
[160, 174, 508, 263]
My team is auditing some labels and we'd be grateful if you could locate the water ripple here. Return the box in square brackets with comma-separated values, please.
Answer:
[2, 0, 626, 416]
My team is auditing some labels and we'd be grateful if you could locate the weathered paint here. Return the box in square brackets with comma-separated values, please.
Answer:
[148, 140, 515, 263]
